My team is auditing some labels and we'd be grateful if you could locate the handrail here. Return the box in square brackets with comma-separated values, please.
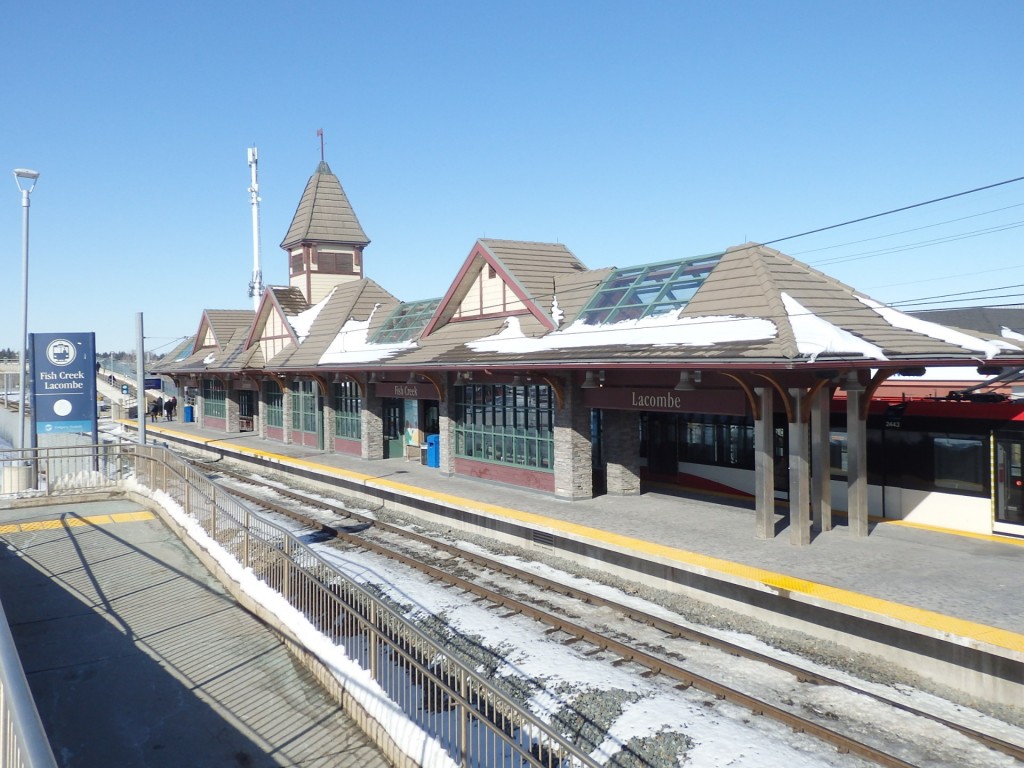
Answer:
[1, 443, 598, 768]
[0, 600, 59, 768]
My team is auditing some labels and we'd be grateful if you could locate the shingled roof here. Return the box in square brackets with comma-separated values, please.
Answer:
[280, 161, 369, 249]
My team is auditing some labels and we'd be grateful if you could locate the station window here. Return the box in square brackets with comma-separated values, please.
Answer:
[291, 379, 318, 434]
[453, 383, 553, 471]
[332, 380, 362, 441]
[201, 378, 225, 418]
[263, 381, 283, 428]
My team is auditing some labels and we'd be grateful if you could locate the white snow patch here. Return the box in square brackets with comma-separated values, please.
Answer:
[288, 288, 334, 342]
[1001, 326, 1024, 343]
[887, 366, 992, 382]
[467, 312, 776, 353]
[319, 304, 417, 364]
[858, 297, 1020, 358]
[781, 293, 886, 362]
[127, 480, 458, 768]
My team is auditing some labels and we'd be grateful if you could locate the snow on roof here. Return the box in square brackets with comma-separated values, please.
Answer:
[1002, 326, 1024, 344]
[887, 365, 992, 382]
[318, 306, 416, 365]
[287, 288, 334, 342]
[781, 293, 885, 362]
[858, 296, 1020, 359]
[467, 312, 777, 354]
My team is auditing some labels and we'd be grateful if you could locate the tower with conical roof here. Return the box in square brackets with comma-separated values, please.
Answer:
[280, 160, 370, 304]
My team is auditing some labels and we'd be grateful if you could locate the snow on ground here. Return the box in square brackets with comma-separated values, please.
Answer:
[31, 446, 1019, 766]
[132, 481, 853, 767]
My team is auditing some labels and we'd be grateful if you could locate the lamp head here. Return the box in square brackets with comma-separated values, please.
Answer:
[13, 168, 39, 193]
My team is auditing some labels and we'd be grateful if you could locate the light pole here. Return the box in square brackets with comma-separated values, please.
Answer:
[13, 168, 39, 454]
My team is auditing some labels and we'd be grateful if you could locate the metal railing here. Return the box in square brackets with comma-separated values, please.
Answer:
[0, 601, 58, 768]
[0, 444, 598, 768]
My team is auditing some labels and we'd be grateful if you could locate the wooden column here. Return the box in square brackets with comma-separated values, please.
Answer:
[846, 386, 869, 537]
[754, 387, 775, 539]
[810, 385, 833, 532]
[788, 388, 811, 546]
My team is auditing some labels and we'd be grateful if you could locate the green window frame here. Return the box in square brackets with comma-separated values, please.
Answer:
[201, 378, 225, 418]
[370, 298, 442, 344]
[263, 380, 283, 428]
[453, 383, 553, 471]
[332, 380, 362, 441]
[291, 379, 318, 434]
[577, 253, 723, 326]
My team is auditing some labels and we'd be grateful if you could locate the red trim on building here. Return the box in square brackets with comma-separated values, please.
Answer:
[453, 458, 555, 493]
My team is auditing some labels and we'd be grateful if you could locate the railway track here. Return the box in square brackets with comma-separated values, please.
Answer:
[197, 459, 1023, 767]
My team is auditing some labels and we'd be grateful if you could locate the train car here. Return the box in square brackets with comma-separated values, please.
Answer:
[639, 395, 1024, 539]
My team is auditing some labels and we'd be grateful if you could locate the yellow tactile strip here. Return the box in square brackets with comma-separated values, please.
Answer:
[0, 510, 155, 535]
[144, 425, 1024, 655]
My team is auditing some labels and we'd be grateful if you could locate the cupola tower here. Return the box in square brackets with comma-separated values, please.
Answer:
[280, 159, 370, 304]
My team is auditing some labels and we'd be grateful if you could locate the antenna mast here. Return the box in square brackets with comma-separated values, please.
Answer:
[247, 146, 264, 309]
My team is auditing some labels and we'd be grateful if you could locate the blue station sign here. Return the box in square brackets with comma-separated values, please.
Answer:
[30, 332, 98, 436]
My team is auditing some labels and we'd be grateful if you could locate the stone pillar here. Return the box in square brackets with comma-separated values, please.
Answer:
[604, 409, 641, 496]
[810, 385, 832, 532]
[553, 378, 592, 500]
[225, 385, 241, 433]
[753, 387, 775, 539]
[788, 388, 810, 546]
[361, 382, 384, 461]
[322, 382, 336, 453]
[846, 387, 869, 537]
[438, 381, 455, 478]
[282, 380, 294, 445]
[256, 381, 267, 439]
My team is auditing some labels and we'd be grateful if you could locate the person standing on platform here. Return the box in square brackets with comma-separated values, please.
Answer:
[164, 397, 173, 421]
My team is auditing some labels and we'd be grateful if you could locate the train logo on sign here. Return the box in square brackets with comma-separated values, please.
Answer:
[46, 339, 77, 367]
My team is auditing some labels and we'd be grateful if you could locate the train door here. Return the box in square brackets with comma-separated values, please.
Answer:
[994, 435, 1024, 531]
[382, 398, 404, 459]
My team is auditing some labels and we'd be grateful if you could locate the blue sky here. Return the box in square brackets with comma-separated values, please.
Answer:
[3, 1, 1023, 354]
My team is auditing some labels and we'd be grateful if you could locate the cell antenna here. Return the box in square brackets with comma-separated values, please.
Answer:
[247, 146, 264, 308]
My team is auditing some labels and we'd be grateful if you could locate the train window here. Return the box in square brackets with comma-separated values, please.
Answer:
[829, 430, 848, 477]
[933, 436, 986, 493]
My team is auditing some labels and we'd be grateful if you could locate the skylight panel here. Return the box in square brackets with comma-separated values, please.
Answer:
[577, 252, 723, 326]
[370, 298, 441, 344]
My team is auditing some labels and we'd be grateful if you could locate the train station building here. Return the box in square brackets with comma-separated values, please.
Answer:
[153, 159, 1024, 543]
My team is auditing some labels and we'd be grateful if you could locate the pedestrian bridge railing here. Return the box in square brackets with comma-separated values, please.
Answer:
[0, 444, 598, 768]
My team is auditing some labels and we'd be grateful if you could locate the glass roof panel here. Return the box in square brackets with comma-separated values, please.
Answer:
[370, 298, 441, 344]
[577, 252, 723, 325]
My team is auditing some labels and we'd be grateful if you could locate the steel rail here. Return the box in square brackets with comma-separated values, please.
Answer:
[209, 468, 987, 767]
[203, 462, 1024, 763]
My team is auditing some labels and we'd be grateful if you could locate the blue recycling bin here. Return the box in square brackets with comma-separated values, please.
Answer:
[426, 434, 440, 468]
[183, 404, 194, 423]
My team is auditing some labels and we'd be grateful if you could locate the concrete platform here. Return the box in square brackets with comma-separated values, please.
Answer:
[0, 498, 392, 768]
[132, 417, 1024, 709]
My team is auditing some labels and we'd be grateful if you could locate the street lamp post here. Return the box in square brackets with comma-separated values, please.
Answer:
[13, 169, 39, 454]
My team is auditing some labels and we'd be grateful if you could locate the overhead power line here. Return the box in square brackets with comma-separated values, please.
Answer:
[761, 174, 1024, 248]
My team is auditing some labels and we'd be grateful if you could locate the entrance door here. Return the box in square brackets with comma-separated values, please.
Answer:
[590, 409, 606, 496]
[995, 436, 1024, 528]
[238, 390, 255, 432]
[382, 398, 404, 459]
